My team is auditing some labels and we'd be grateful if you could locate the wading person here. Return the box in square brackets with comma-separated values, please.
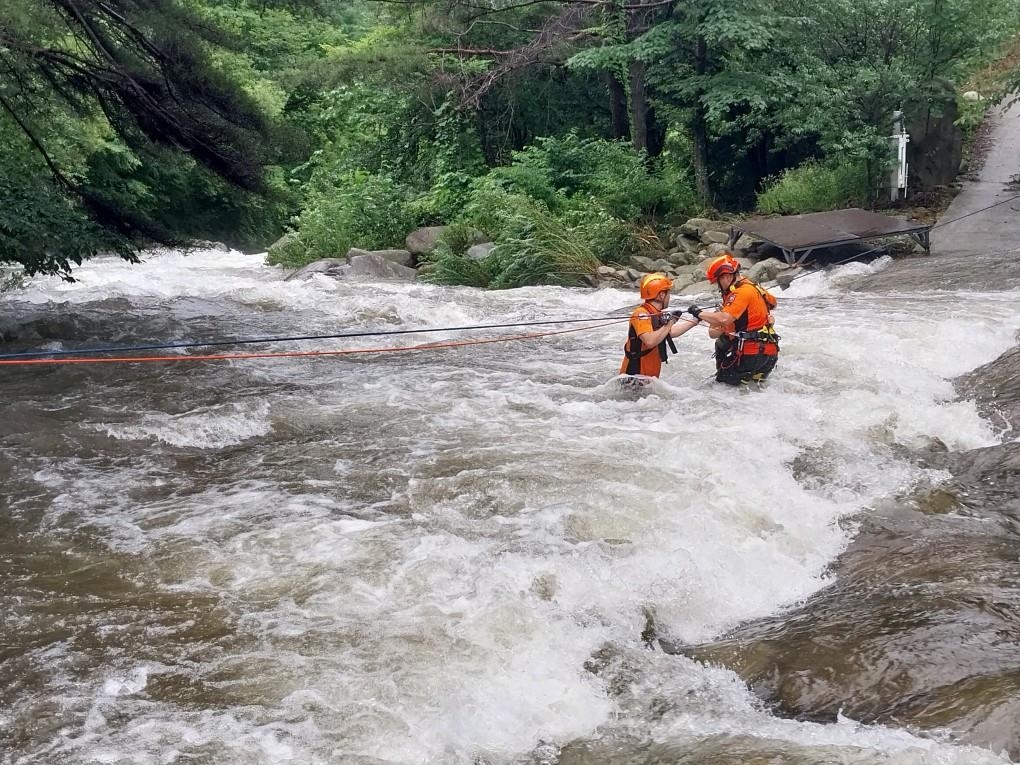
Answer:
[620, 272, 699, 378]
[687, 254, 780, 386]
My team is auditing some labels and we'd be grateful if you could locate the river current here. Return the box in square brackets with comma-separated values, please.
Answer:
[1, 248, 1018, 764]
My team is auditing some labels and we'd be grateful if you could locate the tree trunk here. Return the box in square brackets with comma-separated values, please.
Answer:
[691, 33, 713, 205]
[604, 72, 630, 140]
[629, 60, 648, 152]
[691, 106, 712, 206]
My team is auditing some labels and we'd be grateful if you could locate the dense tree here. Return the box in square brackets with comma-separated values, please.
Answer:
[3, 0, 1019, 281]
[0, 0, 291, 275]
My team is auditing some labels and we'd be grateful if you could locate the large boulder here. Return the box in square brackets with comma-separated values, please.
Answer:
[732, 234, 759, 254]
[345, 253, 418, 281]
[675, 234, 703, 254]
[679, 217, 727, 238]
[466, 242, 498, 261]
[630, 255, 660, 272]
[347, 247, 414, 268]
[678, 279, 713, 296]
[745, 257, 787, 284]
[705, 242, 732, 259]
[284, 258, 347, 281]
[667, 249, 700, 267]
[700, 230, 731, 245]
[405, 226, 447, 256]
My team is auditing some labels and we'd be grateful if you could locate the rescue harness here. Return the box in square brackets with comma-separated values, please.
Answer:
[715, 280, 780, 384]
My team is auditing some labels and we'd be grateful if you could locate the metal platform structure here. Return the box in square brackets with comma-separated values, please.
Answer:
[728, 208, 931, 265]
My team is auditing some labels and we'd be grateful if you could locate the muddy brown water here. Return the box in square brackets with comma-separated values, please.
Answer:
[2, 249, 1019, 764]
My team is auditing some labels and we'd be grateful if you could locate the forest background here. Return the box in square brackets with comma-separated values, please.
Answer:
[3, 0, 1020, 287]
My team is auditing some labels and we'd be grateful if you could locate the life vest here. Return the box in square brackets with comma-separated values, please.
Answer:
[623, 304, 677, 376]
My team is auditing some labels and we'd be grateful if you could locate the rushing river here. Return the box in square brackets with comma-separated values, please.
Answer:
[2, 248, 1019, 765]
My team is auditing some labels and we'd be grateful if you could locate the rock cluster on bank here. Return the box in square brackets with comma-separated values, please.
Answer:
[272, 217, 802, 292]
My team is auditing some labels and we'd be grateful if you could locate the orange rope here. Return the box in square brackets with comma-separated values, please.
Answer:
[0, 319, 625, 367]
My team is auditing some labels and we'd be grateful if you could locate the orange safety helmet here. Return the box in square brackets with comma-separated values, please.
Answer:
[705, 253, 740, 284]
[639, 272, 673, 300]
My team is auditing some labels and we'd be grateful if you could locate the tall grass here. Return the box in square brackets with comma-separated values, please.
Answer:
[756, 161, 872, 215]
[425, 201, 607, 289]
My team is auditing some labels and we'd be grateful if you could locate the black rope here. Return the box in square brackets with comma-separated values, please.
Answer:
[0, 316, 627, 360]
[930, 192, 1020, 230]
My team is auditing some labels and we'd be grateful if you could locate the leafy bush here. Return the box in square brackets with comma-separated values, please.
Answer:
[0, 149, 134, 277]
[426, 200, 605, 289]
[421, 253, 495, 288]
[265, 231, 308, 268]
[431, 221, 485, 258]
[486, 134, 689, 220]
[407, 171, 477, 225]
[485, 207, 602, 288]
[276, 170, 414, 265]
[756, 161, 872, 215]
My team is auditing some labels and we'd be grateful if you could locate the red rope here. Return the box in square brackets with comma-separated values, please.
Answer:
[0, 319, 625, 367]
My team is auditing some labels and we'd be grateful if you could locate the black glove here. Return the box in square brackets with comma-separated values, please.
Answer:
[687, 305, 702, 320]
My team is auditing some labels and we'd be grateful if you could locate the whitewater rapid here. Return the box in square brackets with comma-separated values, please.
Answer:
[2, 248, 1017, 764]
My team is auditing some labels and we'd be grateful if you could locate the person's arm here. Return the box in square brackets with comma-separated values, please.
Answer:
[686, 305, 734, 338]
[636, 312, 693, 348]
[669, 318, 700, 338]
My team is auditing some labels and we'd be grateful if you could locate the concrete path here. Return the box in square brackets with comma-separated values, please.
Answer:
[861, 98, 1020, 291]
[933, 97, 1020, 257]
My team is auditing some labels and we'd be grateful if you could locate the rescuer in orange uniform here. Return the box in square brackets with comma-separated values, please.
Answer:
[620, 272, 700, 378]
[687, 254, 780, 385]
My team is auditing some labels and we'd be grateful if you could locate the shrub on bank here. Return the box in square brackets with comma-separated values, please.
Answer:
[423, 184, 635, 288]
[756, 161, 872, 215]
[267, 170, 413, 266]
[274, 136, 690, 283]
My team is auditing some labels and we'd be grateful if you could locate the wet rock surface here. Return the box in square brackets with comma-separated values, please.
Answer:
[681, 438, 1020, 758]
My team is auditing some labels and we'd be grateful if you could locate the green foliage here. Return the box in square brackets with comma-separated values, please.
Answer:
[1, 267, 27, 293]
[265, 231, 309, 268]
[484, 207, 605, 289]
[0, 147, 134, 277]
[480, 134, 692, 221]
[6, 0, 1020, 282]
[422, 253, 496, 288]
[0, 0, 298, 275]
[756, 161, 872, 214]
[408, 171, 477, 225]
[272, 170, 414, 265]
[432, 222, 485, 257]
[426, 181, 635, 289]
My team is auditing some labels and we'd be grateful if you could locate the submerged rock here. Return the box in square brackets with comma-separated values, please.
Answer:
[955, 346, 1020, 434]
[285, 254, 417, 282]
[283, 258, 347, 281]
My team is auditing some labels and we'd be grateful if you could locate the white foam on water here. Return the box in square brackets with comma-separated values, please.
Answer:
[93, 400, 273, 448]
[7, 252, 1020, 764]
